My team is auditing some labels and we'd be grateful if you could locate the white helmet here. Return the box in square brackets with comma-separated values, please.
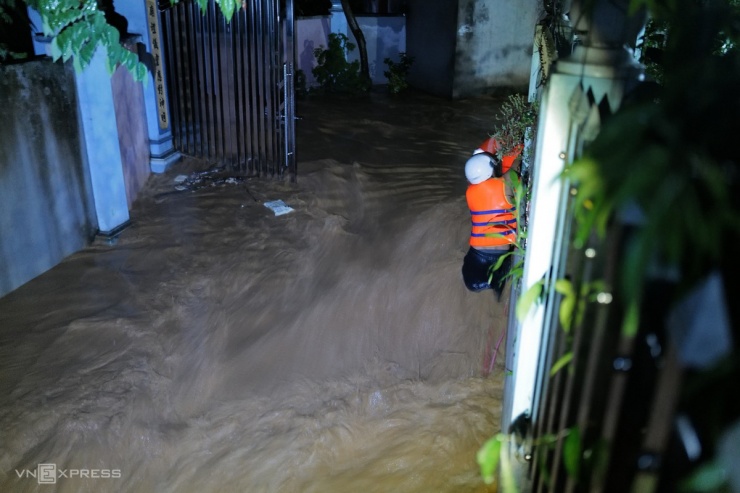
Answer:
[465, 153, 496, 184]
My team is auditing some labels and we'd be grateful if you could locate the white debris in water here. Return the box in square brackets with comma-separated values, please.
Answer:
[264, 200, 294, 216]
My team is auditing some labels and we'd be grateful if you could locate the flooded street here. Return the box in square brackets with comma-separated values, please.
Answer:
[0, 89, 509, 492]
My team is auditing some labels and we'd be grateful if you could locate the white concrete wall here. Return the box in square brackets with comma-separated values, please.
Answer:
[0, 61, 97, 297]
[296, 15, 332, 87]
[406, 0, 539, 99]
[452, 0, 540, 98]
[345, 15, 407, 85]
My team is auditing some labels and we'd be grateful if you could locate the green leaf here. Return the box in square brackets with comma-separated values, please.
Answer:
[621, 300, 639, 338]
[50, 37, 62, 61]
[217, 0, 237, 22]
[477, 435, 503, 485]
[72, 53, 83, 73]
[499, 445, 519, 493]
[554, 278, 576, 332]
[492, 251, 513, 272]
[550, 352, 573, 377]
[135, 63, 149, 85]
[563, 427, 582, 479]
[516, 278, 545, 321]
[678, 460, 728, 492]
[192, 0, 209, 13]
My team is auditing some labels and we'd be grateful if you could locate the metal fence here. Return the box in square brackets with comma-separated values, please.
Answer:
[500, 40, 698, 488]
[519, 217, 688, 493]
[159, 0, 295, 178]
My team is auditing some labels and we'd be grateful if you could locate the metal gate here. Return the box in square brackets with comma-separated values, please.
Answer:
[159, 0, 295, 178]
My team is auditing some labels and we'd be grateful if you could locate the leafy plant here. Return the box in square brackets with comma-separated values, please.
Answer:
[491, 94, 539, 169]
[16, 0, 242, 82]
[483, 94, 538, 302]
[383, 52, 414, 94]
[311, 32, 370, 95]
[16, 0, 141, 78]
[487, 171, 528, 287]
[636, 16, 669, 84]
[477, 427, 589, 492]
[564, 0, 740, 338]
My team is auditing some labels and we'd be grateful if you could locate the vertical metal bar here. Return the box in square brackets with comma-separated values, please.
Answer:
[237, 6, 249, 173]
[193, 1, 209, 158]
[207, 1, 221, 160]
[225, 11, 238, 168]
[238, 7, 252, 172]
[209, 1, 220, 160]
[175, 4, 187, 154]
[274, 0, 283, 175]
[184, 3, 202, 157]
[266, 0, 275, 174]
[248, 0, 260, 174]
[630, 345, 683, 493]
[569, 243, 617, 493]
[231, 8, 244, 170]
[200, 2, 215, 158]
[588, 226, 635, 493]
[175, 4, 191, 154]
[285, 0, 297, 178]
[264, 0, 276, 174]
[162, 8, 182, 151]
[182, 4, 197, 155]
[215, 8, 227, 161]
[255, 0, 267, 175]
[532, 326, 568, 493]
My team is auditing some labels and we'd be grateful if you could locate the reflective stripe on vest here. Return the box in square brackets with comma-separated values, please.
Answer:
[466, 178, 517, 247]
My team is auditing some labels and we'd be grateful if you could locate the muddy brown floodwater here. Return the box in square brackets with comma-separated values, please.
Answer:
[0, 89, 511, 492]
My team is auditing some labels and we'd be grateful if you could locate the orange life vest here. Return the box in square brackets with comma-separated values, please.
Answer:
[476, 137, 523, 175]
[466, 178, 517, 248]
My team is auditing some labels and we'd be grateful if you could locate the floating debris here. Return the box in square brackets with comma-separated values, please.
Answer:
[264, 200, 294, 216]
[170, 167, 246, 192]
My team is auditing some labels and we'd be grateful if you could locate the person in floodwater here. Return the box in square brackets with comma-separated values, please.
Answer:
[461, 151, 517, 300]
[473, 136, 523, 175]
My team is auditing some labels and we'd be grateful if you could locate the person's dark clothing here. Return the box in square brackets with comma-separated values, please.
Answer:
[461, 246, 511, 299]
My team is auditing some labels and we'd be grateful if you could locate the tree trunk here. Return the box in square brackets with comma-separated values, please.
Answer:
[339, 0, 370, 84]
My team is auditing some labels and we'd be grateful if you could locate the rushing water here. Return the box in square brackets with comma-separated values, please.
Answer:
[0, 90, 509, 492]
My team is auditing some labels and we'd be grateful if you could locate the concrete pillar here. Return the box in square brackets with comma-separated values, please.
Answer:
[116, 1, 180, 173]
[74, 47, 131, 235]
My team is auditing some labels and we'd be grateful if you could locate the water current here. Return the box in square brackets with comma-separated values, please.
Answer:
[0, 90, 510, 492]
